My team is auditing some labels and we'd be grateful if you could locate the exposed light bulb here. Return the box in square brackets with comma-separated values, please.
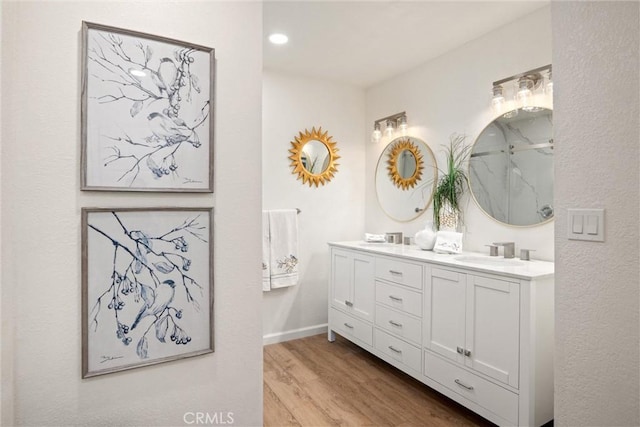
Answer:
[517, 78, 533, 110]
[385, 120, 395, 137]
[371, 122, 382, 143]
[491, 85, 505, 115]
[398, 115, 408, 135]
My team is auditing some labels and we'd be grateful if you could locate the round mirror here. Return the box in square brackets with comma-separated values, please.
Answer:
[301, 140, 331, 174]
[376, 137, 437, 222]
[469, 108, 553, 226]
[289, 127, 340, 187]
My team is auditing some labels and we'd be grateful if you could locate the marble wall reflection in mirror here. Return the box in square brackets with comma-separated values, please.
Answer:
[376, 137, 437, 222]
[469, 108, 553, 226]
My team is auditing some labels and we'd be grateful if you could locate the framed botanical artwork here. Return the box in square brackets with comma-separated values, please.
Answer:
[81, 207, 214, 377]
[81, 21, 214, 192]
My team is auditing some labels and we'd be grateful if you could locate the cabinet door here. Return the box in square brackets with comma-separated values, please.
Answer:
[352, 252, 375, 322]
[331, 249, 352, 311]
[424, 267, 466, 363]
[330, 249, 375, 322]
[465, 275, 520, 388]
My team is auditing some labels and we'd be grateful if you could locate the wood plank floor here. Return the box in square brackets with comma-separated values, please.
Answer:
[264, 334, 495, 427]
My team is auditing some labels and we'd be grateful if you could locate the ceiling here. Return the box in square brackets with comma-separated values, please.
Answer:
[264, 1, 549, 88]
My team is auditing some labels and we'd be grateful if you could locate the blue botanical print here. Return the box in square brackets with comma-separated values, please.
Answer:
[88, 212, 206, 359]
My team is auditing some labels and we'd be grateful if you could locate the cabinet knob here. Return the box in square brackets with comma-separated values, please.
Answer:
[464, 349, 472, 357]
[343, 323, 354, 329]
[389, 270, 403, 276]
[345, 300, 353, 307]
[388, 320, 403, 328]
[456, 346, 464, 355]
[388, 295, 403, 302]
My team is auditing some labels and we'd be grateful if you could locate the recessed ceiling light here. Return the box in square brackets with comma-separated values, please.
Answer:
[268, 33, 289, 45]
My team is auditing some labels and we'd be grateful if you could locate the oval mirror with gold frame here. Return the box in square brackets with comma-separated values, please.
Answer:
[387, 138, 424, 190]
[288, 127, 340, 187]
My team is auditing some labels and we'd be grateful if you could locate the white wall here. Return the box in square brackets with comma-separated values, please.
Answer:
[262, 70, 365, 341]
[0, 1, 4, 423]
[365, 7, 554, 260]
[553, 2, 640, 425]
[1, 2, 263, 425]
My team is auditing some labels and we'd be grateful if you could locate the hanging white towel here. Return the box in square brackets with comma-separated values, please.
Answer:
[262, 210, 272, 291]
[265, 209, 299, 290]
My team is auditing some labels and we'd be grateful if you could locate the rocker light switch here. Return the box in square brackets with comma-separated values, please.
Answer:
[568, 209, 605, 242]
[586, 215, 599, 235]
[572, 215, 583, 234]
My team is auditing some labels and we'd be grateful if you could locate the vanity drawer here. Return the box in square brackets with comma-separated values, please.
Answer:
[331, 308, 373, 347]
[424, 351, 518, 425]
[375, 257, 423, 290]
[375, 281, 422, 317]
[375, 329, 421, 373]
[375, 304, 421, 345]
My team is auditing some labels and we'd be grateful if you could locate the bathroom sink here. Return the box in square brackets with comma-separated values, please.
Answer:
[454, 255, 525, 267]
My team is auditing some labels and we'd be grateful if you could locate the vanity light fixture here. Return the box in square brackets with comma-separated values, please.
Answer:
[491, 64, 552, 115]
[371, 111, 407, 142]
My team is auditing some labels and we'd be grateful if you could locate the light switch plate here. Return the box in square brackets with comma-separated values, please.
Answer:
[568, 209, 605, 242]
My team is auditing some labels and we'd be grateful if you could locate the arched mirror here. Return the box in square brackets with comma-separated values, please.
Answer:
[469, 107, 553, 226]
[375, 136, 437, 222]
[289, 127, 340, 187]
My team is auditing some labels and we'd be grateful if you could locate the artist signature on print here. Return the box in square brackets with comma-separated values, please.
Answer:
[100, 355, 124, 364]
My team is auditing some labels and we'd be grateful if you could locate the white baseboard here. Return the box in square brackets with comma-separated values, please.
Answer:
[263, 323, 328, 346]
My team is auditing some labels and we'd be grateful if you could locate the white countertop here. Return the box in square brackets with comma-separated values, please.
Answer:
[329, 241, 554, 280]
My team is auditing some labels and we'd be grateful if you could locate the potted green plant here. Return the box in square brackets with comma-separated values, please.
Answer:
[433, 133, 471, 231]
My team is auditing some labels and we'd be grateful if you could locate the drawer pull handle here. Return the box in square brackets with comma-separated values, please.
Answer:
[455, 379, 474, 391]
[388, 345, 402, 354]
[388, 320, 403, 328]
[343, 323, 354, 329]
[464, 349, 472, 357]
[456, 346, 464, 355]
[388, 295, 403, 302]
[389, 270, 403, 275]
[345, 300, 353, 307]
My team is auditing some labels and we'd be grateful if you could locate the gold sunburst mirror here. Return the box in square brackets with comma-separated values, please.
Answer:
[288, 127, 340, 187]
[387, 138, 424, 190]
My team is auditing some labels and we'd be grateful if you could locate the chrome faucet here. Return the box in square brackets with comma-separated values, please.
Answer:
[493, 242, 515, 259]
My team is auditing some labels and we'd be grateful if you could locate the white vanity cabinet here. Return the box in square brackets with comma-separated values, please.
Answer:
[424, 266, 522, 425]
[328, 242, 554, 427]
[424, 267, 520, 387]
